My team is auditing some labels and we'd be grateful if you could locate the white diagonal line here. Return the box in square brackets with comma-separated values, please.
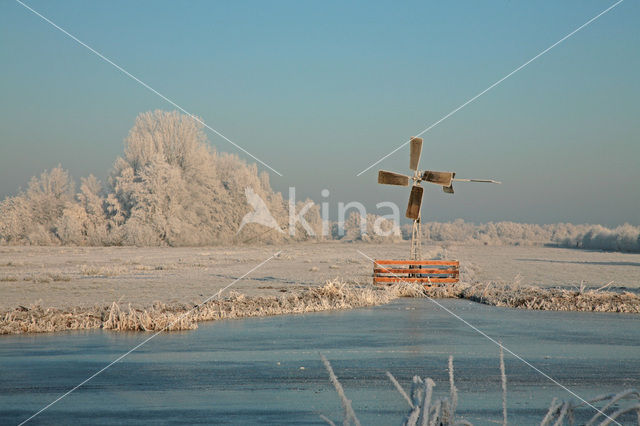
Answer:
[356, 249, 620, 425]
[14, 0, 283, 177]
[356, 0, 624, 176]
[18, 251, 281, 426]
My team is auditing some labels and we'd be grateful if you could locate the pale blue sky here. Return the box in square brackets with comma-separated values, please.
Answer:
[1, 0, 638, 225]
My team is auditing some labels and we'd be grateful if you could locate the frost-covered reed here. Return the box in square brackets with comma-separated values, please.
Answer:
[3, 277, 638, 335]
[540, 389, 640, 426]
[422, 281, 640, 313]
[499, 345, 507, 426]
[0, 279, 424, 335]
[321, 354, 361, 426]
[321, 356, 467, 425]
[320, 354, 640, 425]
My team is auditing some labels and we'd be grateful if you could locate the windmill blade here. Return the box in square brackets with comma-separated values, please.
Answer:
[453, 178, 502, 184]
[422, 170, 455, 187]
[378, 170, 410, 186]
[445, 178, 500, 194]
[409, 137, 423, 170]
[405, 185, 423, 220]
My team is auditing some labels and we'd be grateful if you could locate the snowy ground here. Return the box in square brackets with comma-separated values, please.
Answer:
[1, 243, 639, 311]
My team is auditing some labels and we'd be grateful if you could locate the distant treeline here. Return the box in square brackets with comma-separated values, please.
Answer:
[406, 220, 640, 252]
[1, 110, 638, 252]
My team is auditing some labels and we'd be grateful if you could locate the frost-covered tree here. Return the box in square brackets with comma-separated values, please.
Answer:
[56, 175, 110, 245]
[105, 110, 320, 245]
[0, 165, 74, 244]
[338, 211, 401, 242]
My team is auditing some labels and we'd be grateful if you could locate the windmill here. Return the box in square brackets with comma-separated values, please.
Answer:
[378, 137, 500, 260]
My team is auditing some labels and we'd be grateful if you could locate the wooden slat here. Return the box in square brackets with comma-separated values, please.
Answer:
[374, 277, 459, 284]
[374, 260, 459, 266]
[373, 259, 460, 284]
[375, 268, 458, 274]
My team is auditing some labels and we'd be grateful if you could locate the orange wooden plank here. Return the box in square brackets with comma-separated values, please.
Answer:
[375, 275, 458, 280]
[374, 277, 459, 283]
[374, 260, 459, 266]
[375, 268, 458, 274]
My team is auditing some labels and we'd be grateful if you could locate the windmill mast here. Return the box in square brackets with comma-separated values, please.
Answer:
[410, 216, 421, 260]
[409, 146, 423, 260]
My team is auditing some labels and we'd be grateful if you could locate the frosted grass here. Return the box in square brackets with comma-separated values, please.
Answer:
[0, 279, 424, 335]
[3, 276, 638, 335]
[320, 354, 640, 426]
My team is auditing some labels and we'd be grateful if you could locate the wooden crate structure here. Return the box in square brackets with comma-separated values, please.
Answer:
[373, 259, 459, 285]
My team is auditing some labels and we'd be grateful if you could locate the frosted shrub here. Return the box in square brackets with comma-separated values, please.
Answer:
[561, 223, 640, 252]
[55, 203, 89, 245]
[615, 224, 640, 252]
[339, 212, 401, 242]
[397, 220, 640, 253]
[0, 165, 74, 245]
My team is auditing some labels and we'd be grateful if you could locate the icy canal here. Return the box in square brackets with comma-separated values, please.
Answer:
[2, 299, 640, 425]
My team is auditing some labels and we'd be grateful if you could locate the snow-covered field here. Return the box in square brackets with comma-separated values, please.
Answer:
[1, 243, 639, 311]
